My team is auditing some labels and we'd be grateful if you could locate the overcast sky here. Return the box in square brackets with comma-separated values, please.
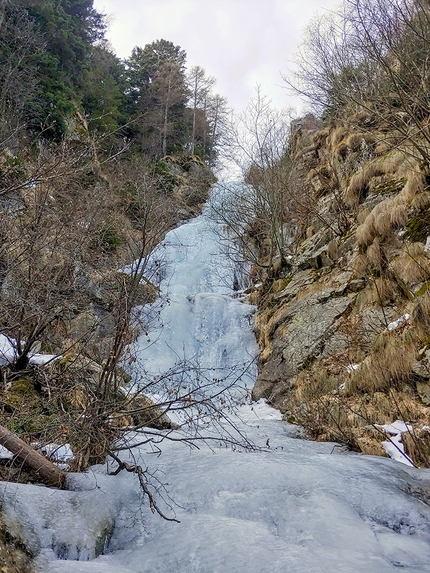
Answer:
[93, 0, 341, 114]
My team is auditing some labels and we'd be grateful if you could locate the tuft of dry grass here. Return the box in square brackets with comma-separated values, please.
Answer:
[357, 208, 371, 225]
[356, 193, 408, 248]
[345, 332, 415, 394]
[390, 243, 430, 285]
[356, 216, 376, 248]
[400, 169, 424, 201]
[353, 253, 370, 277]
[374, 211, 394, 239]
[370, 277, 399, 306]
[329, 126, 349, 148]
[411, 191, 430, 211]
[403, 427, 430, 468]
[345, 162, 385, 207]
[346, 133, 364, 152]
[374, 140, 392, 156]
[366, 238, 382, 268]
[390, 203, 409, 228]
[336, 142, 349, 159]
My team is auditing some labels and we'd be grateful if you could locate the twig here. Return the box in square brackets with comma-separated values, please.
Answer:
[108, 451, 180, 522]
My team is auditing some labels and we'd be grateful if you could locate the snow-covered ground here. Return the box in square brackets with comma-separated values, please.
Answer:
[1, 182, 430, 573]
[0, 333, 59, 366]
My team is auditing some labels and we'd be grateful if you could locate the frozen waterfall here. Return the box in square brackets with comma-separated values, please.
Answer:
[127, 181, 258, 397]
[1, 182, 430, 573]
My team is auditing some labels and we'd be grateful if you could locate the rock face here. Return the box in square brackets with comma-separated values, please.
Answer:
[253, 291, 355, 403]
[251, 117, 430, 466]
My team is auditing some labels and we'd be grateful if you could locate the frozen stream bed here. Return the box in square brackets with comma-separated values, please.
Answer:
[1, 182, 430, 572]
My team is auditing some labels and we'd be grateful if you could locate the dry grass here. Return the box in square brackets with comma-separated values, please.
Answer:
[374, 140, 392, 156]
[374, 211, 394, 239]
[356, 193, 409, 248]
[295, 368, 338, 402]
[353, 253, 370, 277]
[390, 243, 430, 285]
[357, 208, 371, 225]
[356, 216, 377, 248]
[410, 191, 430, 211]
[345, 332, 415, 394]
[390, 203, 409, 227]
[346, 133, 364, 152]
[371, 277, 399, 306]
[400, 168, 424, 201]
[366, 238, 382, 268]
[382, 150, 408, 174]
[345, 151, 405, 209]
[329, 126, 349, 148]
[345, 163, 384, 207]
[335, 142, 349, 159]
[412, 291, 430, 338]
[403, 427, 430, 468]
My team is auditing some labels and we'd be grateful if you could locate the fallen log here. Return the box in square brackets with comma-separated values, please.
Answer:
[0, 424, 65, 488]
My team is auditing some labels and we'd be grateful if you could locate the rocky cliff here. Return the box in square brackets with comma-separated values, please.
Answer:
[251, 116, 430, 466]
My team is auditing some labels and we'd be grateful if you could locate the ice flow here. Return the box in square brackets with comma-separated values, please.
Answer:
[0, 182, 430, 573]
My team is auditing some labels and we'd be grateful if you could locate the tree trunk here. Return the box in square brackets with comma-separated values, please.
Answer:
[0, 424, 65, 488]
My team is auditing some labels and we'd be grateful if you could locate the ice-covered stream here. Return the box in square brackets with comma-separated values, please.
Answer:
[1, 182, 430, 572]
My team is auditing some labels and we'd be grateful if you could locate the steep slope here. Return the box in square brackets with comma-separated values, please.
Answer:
[252, 116, 430, 466]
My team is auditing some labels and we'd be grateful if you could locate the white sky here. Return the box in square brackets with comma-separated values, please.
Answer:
[93, 0, 341, 114]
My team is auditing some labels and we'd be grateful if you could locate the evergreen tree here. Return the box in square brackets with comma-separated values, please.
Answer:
[126, 40, 189, 158]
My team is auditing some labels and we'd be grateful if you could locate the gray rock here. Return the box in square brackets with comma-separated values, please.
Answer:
[416, 381, 430, 405]
[253, 291, 356, 401]
[278, 292, 356, 371]
[361, 307, 397, 338]
[274, 269, 315, 302]
[412, 349, 430, 382]
[319, 332, 349, 358]
[294, 228, 334, 270]
[309, 245, 333, 269]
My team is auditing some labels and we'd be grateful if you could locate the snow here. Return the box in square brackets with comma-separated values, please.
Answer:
[1, 182, 430, 573]
[387, 313, 410, 331]
[0, 333, 59, 366]
[377, 420, 415, 467]
[40, 443, 75, 463]
[346, 363, 359, 373]
[0, 445, 13, 460]
[380, 420, 412, 435]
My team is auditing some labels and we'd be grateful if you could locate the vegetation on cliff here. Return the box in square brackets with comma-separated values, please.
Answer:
[239, 0, 430, 467]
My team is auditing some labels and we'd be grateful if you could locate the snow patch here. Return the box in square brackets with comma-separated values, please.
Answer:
[0, 333, 60, 366]
[377, 420, 414, 466]
[387, 314, 410, 331]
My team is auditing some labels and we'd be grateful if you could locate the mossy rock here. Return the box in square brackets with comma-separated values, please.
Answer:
[371, 177, 407, 195]
[415, 281, 430, 297]
[405, 212, 430, 243]
[7, 377, 36, 403]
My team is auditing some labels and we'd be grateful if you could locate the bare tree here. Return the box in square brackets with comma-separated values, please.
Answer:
[187, 65, 216, 155]
[215, 88, 293, 272]
[288, 0, 430, 164]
